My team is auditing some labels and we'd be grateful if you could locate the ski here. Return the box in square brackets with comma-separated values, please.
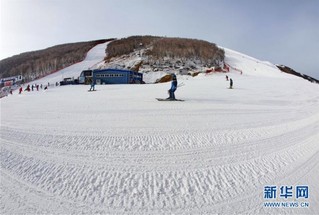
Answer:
[156, 98, 185, 102]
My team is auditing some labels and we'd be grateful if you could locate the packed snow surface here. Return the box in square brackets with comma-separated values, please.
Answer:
[1, 43, 319, 214]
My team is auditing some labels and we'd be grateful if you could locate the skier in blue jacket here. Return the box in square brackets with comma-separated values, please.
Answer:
[168, 74, 177, 100]
[89, 78, 95, 91]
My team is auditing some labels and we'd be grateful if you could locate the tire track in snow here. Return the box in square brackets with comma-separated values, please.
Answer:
[1, 111, 318, 152]
[1, 138, 318, 213]
[1, 112, 318, 170]
[0, 170, 95, 214]
[1, 105, 318, 213]
[189, 150, 319, 214]
[1, 128, 318, 213]
[1, 123, 317, 170]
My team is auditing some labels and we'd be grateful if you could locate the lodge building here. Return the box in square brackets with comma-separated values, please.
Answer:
[79, 69, 143, 85]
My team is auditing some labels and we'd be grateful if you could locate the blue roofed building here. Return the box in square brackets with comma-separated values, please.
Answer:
[80, 69, 143, 85]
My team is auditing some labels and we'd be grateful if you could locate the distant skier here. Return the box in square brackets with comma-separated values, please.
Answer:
[229, 78, 233, 89]
[167, 74, 177, 100]
[89, 79, 95, 91]
[19, 86, 23, 94]
[226, 75, 229, 81]
[25, 85, 30, 92]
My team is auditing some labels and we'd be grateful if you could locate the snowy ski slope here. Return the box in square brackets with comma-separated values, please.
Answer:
[1, 43, 319, 214]
[28, 41, 110, 85]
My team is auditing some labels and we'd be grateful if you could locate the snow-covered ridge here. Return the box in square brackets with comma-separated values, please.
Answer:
[26, 40, 300, 86]
[94, 42, 296, 84]
[222, 47, 293, 78]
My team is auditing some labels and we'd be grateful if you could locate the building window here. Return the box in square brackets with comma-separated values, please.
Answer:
[96, 73, 125, 78]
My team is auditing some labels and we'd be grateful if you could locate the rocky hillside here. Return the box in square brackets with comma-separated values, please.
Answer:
[277, 65, 319, 84]
[101, 36, 225, 75]
[0, 39, 113, 83]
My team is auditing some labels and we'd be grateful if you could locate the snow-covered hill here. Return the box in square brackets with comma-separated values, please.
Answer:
[1, 42, 318, 214]
[26, 41, 111, 85]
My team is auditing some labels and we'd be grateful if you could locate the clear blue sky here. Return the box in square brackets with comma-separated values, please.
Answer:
[1, 0, 319, 79]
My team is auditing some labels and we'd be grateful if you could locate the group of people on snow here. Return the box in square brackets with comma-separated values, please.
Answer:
[165, 73, 234, 100]
[22, 83, 51, 93]
[12, 82, 56, 95]
[10, 73, 234, 100]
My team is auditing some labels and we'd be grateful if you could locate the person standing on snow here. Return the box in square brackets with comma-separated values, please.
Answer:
[19, 86, 23, 94]
[167, 74, 178, 100]
[229, 78, 233, 89]
[25, 85, 30, 92]
[89, 78, 95, 91]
